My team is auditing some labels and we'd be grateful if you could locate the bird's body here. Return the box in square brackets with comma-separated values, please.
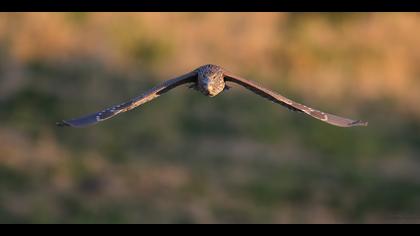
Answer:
[57, 64, 368, 128]
[196, 64, 226, 97]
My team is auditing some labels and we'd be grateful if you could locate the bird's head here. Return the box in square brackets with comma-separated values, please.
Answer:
[197, 64, 226, 97]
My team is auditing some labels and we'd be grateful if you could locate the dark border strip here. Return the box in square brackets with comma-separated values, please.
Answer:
[1, 0, 420, 12]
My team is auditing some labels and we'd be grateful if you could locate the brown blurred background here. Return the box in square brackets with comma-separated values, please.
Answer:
[0, 13, 420, 223]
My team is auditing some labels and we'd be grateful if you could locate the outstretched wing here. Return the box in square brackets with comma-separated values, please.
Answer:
[57, 71, 197, 128]
[224, 72, 368, 128]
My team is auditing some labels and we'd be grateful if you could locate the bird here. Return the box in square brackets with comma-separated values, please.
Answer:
[57, 64, 368, 128]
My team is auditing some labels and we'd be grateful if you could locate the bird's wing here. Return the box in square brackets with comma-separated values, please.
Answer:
[57, 71, 197, 128]
[224, 72, 368, 128]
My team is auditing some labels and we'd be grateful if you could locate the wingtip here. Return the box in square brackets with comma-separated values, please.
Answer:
[349, 120, 368, 127]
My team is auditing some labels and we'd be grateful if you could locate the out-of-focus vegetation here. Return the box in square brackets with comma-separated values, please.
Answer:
[0, 13, 420, 223]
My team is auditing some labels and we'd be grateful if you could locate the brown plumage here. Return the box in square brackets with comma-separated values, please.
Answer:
[57, 64, 368, 128]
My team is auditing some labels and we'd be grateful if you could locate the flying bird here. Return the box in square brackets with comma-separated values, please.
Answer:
[57, 64, 368, 128]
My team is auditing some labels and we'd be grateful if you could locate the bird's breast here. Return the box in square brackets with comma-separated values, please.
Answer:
[197, 77, 225, 97]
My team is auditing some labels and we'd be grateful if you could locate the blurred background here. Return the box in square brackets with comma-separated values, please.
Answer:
[0, 13, 420, 223]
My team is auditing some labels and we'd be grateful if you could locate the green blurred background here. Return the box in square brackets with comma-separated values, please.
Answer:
[0, 13, 420, 223]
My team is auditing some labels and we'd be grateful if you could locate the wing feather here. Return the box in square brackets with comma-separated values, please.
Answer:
[224, 72, 368, 128]
[57, 71, 197, 128]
